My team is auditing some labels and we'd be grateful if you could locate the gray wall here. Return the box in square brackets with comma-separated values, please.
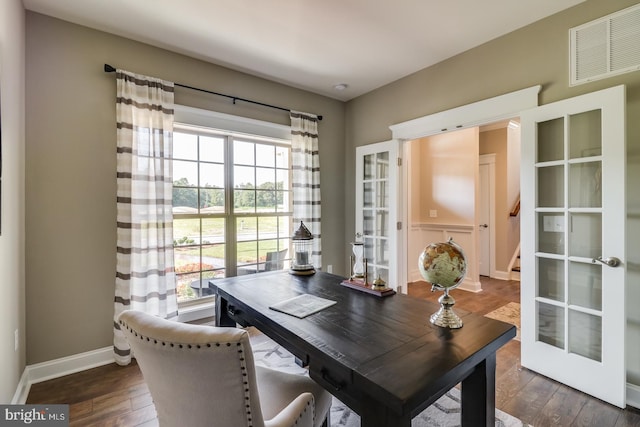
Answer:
[25, 12, 345, 364]
[0, 0, 26, 403]
[21, 0, 640, 392]
[345, 0, 640, 385]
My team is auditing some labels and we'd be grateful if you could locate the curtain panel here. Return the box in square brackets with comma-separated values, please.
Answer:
[290, 111, 322, 268]
[113, 70, 178, 365]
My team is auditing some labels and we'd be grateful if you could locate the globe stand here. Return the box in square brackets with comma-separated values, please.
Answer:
[429, 285, 463, 329]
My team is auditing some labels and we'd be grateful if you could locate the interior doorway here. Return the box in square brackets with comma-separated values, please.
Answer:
[405, 120, 521, 288]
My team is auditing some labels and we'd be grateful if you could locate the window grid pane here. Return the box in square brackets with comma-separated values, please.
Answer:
[173, 129, 293, 303]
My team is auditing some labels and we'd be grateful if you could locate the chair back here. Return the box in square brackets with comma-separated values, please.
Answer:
[265, 249, 288, 271]
[117, 310, 266, 427]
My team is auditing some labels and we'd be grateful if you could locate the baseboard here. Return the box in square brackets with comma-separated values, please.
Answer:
[491, 270, 512, 281]
[12, 346, 114, 404]
[11, 369, 31, 404]
[627, 382, 640, 409]
[458, 278, 482, 293]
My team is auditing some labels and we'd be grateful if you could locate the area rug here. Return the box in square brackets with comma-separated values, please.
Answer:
[249, 329, 530, 426]
[484, 302, 521, 341]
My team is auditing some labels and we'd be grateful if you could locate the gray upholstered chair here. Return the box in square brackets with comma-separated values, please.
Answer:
[117, 310, 331, 427]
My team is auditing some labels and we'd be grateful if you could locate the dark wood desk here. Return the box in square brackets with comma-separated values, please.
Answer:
[212, 271, 515, 427]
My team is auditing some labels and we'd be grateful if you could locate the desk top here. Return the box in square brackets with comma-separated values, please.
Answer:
[212, 270, 516, 418]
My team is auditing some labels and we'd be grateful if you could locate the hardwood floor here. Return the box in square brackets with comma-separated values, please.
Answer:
[26, 277, 640, 426]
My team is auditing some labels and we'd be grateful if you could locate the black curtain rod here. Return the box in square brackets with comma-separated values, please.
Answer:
[104, 64, 322, 121]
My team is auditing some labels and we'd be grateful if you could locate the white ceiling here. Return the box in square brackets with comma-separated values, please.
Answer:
[23, 0, 585, 101]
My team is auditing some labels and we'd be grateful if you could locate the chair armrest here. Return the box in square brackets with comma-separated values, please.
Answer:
[264, 392, 315, 427]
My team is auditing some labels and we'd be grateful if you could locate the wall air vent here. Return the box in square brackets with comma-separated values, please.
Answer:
[570, 3, 640, 86]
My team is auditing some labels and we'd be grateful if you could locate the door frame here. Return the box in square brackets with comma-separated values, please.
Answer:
[390, 85, 541, 291]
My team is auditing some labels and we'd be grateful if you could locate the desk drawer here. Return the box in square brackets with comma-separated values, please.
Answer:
[224, 303, 250, 327]
[308, 353, 359, 411]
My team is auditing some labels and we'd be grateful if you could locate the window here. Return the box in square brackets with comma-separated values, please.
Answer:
[172, 123, 293, 303]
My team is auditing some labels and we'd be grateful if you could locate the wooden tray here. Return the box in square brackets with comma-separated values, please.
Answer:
[340, 279, 396, 297]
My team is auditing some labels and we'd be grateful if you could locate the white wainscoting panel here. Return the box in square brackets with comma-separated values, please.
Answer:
[409, 223, 481, 292]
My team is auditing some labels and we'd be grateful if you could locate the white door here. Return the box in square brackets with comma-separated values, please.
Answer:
[355, 141, 400, 290]
[520, 85, 626, 407]
[479, 157, 494, 277]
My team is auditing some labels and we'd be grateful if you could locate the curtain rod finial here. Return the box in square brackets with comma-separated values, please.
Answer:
[104, 64, 116, 73]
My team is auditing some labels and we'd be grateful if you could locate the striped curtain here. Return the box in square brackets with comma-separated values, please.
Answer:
[290, 111, 322, 268]
[113, 70, 177, 365]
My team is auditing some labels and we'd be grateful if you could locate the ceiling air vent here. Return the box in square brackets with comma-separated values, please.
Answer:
[570, 3, 640, 86]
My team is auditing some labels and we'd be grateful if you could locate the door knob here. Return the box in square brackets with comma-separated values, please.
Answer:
[479, 224, 488, 228]
[592, 256, 621, 267]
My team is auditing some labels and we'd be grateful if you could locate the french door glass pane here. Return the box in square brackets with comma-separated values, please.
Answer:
[376, 239, 389, 267]
[363, 210, 374, 235]
[569, 162, 602, 208]
[537, 118, 564, 162]
[376, 211, 388, 236]
[376, 152, 389, 177]
[538, 302, 565, 349]
[537, 257, 564, 302]
[537, 213, 565, 255]
[568, 310, 602, 362]
[569, 213, 602, 259]
[569, 110, 602, 159]
[569, 261, 602, 311]
[537, 166, 564, 207]
[364, 183, 374, 208]
[364, 154, 374, 179]
[377, 181, 388, 207]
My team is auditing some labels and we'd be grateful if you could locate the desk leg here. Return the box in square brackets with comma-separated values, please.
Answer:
[461, 352, 496, 427]
[215, 295, 236, 327]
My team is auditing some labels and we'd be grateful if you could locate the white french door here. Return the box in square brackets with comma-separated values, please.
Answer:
[520, 85, 626, 407]
[355, 141, 401, 290]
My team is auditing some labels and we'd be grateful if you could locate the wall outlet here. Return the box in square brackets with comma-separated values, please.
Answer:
[327, 264, 333, 273]
[429, 210, 438, 218]
[14, 329, 19, 352]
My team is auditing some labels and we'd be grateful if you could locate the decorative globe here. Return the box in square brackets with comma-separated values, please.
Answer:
[418, 238, 467, 290]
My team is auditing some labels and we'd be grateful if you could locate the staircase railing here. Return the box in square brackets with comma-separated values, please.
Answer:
[510, 197, 520, 217]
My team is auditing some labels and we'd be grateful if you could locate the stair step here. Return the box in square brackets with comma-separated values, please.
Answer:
[512, 266, 521, 272]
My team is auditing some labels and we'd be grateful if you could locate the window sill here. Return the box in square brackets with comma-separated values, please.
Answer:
[177, 299, 215, 323]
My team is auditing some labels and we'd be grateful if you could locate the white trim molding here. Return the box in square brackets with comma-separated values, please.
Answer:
[12, 347, 114, 404]
[389, 85, 541, 141]
[627, 382, 640, 409]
